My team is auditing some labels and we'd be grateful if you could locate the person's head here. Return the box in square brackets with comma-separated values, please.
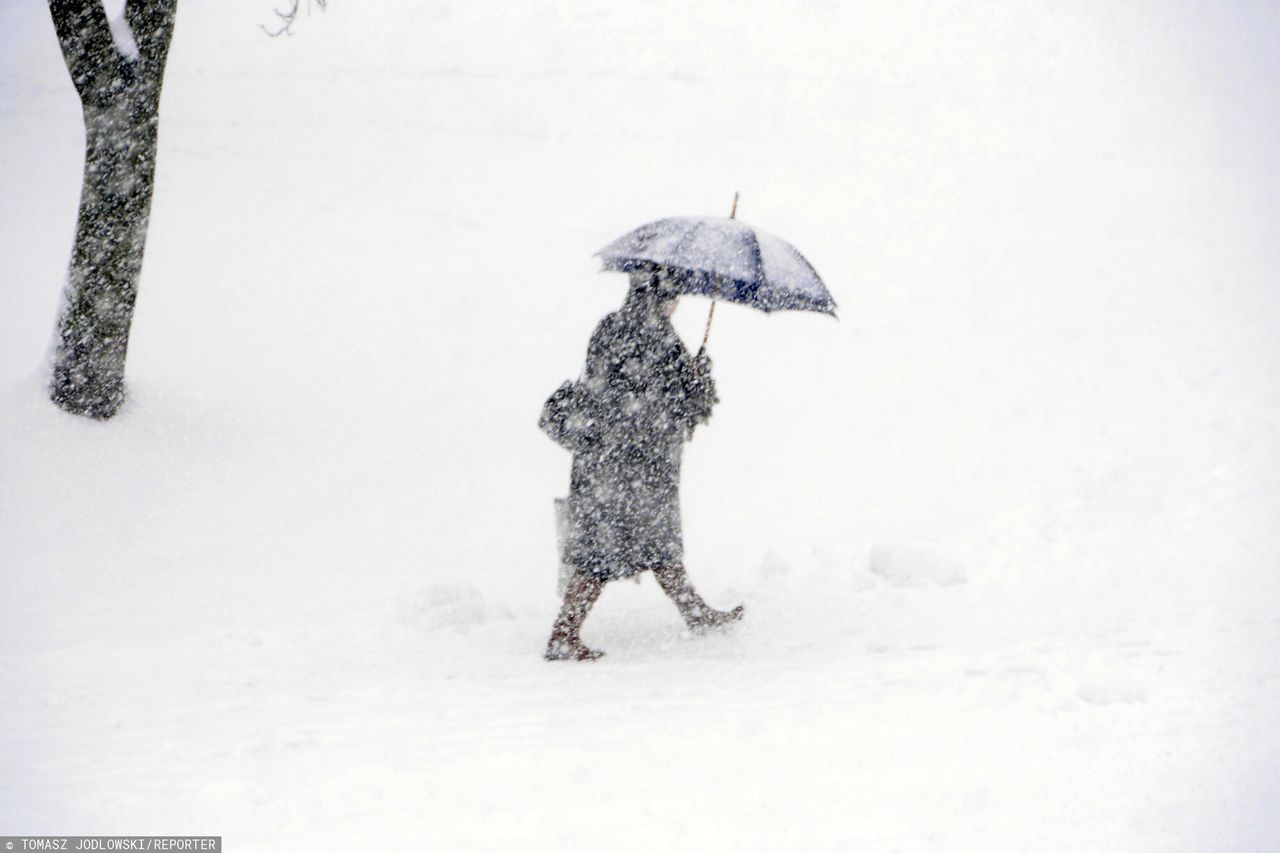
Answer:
[626, 265, 680, 318]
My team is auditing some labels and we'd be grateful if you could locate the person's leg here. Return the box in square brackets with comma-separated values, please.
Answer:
[652, 564, 744, 630]
[544, 571, 606, 661]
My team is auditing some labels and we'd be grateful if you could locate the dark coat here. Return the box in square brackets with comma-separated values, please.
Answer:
[548, 286, 716, 581]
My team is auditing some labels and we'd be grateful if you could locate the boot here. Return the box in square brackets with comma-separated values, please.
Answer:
[653, 564, 744, 631]
[544, 572, 606, 661]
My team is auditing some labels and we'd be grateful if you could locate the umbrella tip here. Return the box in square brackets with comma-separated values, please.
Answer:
[730, 191, 739, 219]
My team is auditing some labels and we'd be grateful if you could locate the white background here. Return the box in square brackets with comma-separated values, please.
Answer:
[2, 1, 1278, 849]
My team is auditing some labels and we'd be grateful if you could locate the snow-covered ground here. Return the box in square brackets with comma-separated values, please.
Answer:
[3, 1, 1279, 849]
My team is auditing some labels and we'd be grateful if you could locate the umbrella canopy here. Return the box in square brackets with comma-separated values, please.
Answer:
[596, 216, 836, 316]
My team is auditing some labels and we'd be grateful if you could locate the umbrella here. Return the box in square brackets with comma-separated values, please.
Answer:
[596, 211, 836, 322]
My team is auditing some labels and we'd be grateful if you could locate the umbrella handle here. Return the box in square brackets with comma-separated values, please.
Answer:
[700, 191, 738, 355]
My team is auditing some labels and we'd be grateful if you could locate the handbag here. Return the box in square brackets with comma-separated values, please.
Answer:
[538, 380, 599, 453]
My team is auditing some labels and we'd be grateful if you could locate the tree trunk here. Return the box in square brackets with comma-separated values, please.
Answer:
[48, 0, 176, 419]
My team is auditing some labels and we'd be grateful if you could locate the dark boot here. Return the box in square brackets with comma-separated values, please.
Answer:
[653, 564, 744, 631]
[544, 572, 606, 661]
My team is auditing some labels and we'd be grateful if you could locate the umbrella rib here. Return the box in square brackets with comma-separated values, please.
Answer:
[744, 227, 766, 309]
[670, 217, 704, 260]
[668, 218, 712, 296]
[789, 243, 834, 311]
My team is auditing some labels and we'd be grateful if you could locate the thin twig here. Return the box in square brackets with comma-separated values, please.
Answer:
[260, 0, 327, 38]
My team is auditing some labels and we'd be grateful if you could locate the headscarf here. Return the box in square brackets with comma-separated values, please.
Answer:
[624, 265, 681, 318]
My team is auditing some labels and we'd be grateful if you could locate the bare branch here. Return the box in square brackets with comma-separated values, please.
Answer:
[48, 0, 123, 104]
[125, 0, 178, 68]
[260, 0, 327, 38]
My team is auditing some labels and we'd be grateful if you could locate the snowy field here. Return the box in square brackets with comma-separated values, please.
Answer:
[3, 1, 1280, 849]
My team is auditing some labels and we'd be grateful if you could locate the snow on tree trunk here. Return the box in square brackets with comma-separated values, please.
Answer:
[48, 0, 176, 419]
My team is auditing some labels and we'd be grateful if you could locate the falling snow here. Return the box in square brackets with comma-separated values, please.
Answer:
[2, 1, 1280, 850]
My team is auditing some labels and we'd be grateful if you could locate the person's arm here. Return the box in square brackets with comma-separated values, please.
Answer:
[680, 346, 718, 435]
[582, 319, 616, 394]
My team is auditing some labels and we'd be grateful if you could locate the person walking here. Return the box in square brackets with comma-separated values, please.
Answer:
[540, 265, 744, 661]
